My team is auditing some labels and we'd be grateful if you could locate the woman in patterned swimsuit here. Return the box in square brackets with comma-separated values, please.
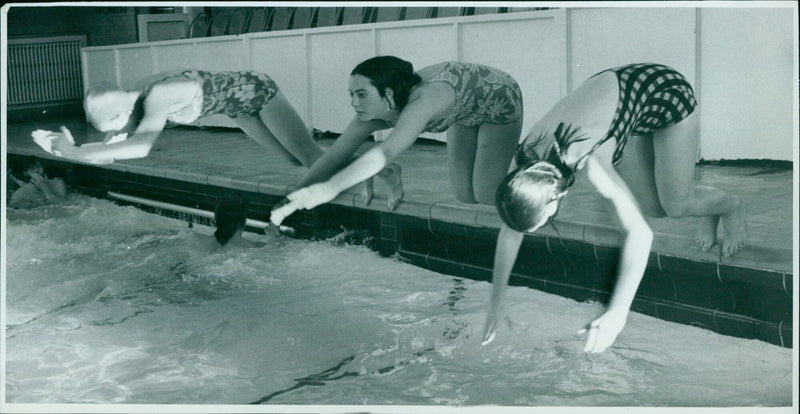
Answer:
[271, 56, 523, 222]
[51, 70, 325, 167]
[485, 63, 747, 353]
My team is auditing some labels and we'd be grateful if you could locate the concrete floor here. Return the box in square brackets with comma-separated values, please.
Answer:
[4, 116, 795, 276]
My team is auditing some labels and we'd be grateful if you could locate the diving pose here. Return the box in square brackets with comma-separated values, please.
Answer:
[270, 56, 523, 221]
[485, 63, 746, 352]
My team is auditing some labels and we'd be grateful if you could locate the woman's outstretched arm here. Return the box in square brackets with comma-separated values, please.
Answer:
[580, 152, 653, 353]
[297, 117, 387, 187]
[53, 112, 168, 163]
[482, 223, 525, 345]
[272, 92, 447, 223]
[51, 83, 192, 163]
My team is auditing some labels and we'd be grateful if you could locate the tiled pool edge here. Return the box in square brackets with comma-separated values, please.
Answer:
[393, 215, 792, 348]
[8, 154, 794, 348]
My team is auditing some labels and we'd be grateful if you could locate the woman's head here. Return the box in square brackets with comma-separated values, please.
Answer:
[23, 161, 45, 178]
[214, 193, 249, 246]
[349, 56, 422, 121]
[84, 85, 138, 132]
[495, 162, 569, 233]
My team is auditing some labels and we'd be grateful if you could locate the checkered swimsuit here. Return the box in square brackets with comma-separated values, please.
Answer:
[599, 63, 697, 166]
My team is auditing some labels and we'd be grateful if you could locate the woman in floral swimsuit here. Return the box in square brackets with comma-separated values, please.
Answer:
[51, 70, 325, 167]
[271, 56, 523, 222]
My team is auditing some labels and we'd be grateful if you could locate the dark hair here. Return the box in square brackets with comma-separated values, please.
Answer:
[214, 193, 248, 246]
[351, 56, 422, 110]
[8, 159, 44, 184]
[22, 160, 44, 174]
[495, 162, 568, 233]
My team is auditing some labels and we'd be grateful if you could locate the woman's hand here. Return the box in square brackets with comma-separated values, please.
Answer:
[270, 182, 340, 226]
[579, 307, 628, 353]
[27, 171, 47, 189]
[289, 182, 340, 209]
[50, 132, 77, 158]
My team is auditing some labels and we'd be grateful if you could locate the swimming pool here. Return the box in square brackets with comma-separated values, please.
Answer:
[3, 195, 793, 407]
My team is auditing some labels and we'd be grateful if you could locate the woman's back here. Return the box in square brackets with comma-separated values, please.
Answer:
[521, 71, 619, 166]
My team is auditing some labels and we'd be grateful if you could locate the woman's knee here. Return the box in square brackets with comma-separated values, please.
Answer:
[452, 185, 478, 204]
[473, 191, 495, 206]
[638, 201, 668, 218]
[658, 196, 692, 218]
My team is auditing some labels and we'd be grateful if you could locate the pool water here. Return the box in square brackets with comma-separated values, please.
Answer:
[3, 195, 793, 406]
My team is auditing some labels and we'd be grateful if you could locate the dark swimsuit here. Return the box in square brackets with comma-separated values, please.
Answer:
[598, 63, 697, 166]
[421, 62, 523, 133]
[515, 63, 697, 184]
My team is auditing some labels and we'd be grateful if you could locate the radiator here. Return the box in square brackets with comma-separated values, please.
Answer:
[6, 35, 86, 106]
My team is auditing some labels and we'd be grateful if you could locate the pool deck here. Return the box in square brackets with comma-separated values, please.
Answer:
[6, 116, 794, 274]
[4, 115, 796, 346]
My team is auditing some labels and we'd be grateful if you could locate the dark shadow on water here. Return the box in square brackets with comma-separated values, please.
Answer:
[250, 347, 436, 404]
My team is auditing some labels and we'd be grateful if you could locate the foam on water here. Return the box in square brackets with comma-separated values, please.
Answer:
[3, 195, 793, 406]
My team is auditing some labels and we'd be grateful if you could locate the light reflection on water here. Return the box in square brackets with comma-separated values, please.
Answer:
[3, 195, 793, 407]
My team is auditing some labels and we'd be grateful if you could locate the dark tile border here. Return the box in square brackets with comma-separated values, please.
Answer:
[8, 153, 792, 348]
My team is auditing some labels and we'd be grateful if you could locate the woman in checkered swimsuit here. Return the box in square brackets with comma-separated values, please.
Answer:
[596, 63, 698, 166]
[486, 63, 746, 354]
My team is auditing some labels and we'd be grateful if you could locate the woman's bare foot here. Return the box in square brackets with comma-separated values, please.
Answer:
[695, 216, 719, 252]
[378, 162, 404, 211]
[358, 177, 375, 206]
[720, 199, 747, 257]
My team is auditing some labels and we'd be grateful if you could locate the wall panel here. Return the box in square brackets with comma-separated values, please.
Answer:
[698, 8, 794, 161]
[117, 47, 155, 90]
[194, 39, 247, 71]
[308, 30, 374, 133]
[461, 14, 565, 136]
[83, 49, 118, 88]
[152, 43, 196, 75]
[80, 7, 795, 160]
[570, 8, 697, 85]
[250, 35, 309, 124]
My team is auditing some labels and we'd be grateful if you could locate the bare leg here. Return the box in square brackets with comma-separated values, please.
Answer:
[613, 134, 668, 218]
[231, 115, 303, 165]
[257, 92, 324, 167]
[615, 133, 719, 252]
[472, 120, 523, 205]
[447, 124, 480, 204]
[651, 112, 746, 256]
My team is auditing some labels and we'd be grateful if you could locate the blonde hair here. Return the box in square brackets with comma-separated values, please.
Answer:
[495, 161, 568, 232]
[83, 84, 137, 131]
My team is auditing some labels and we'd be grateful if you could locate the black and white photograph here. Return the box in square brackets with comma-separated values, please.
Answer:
[1, 1, 797, 413]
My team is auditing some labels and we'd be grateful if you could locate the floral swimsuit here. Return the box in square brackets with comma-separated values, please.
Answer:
[421, 62, 523, 133]
[139, 70, 281, 124]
